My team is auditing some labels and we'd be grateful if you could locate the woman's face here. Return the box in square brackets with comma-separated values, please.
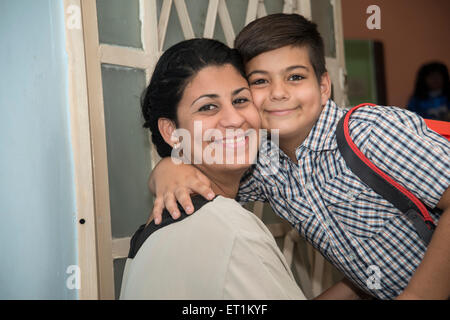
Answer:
[175, 64, 261, 175]
[426, 71, 444, 92]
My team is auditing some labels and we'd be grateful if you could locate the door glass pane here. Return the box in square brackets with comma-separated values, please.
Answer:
[157, 0, 254, 50]
[212, 15, 228, 46]
[226, 0, 249, 37]
[344, 40, 377, 106]
[311, 0, 336, 57]
[186, 0, 214, 38]
[157, 0, 187, 50]
[262, 203, 284, 251]
[113, 258, 127, 299]
[264, 0, 285, 15]
[97, 0, 142, 48]
[101, 64, 153, 238]
[262, 203, 284, 224]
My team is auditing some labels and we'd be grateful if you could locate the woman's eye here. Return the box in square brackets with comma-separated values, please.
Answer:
[233, 97, 250, 106]
[288, 74, 304, 81]
[250, 79, 267, 85]
[198, 104, 217, 112]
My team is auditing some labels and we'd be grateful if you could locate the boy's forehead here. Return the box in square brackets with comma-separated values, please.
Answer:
[244, 45, 312, 73]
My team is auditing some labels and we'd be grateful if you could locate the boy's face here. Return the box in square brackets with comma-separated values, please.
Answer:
[245, 45, 331, 144]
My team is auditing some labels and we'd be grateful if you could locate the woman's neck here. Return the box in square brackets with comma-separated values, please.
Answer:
[195, 166, 245, 199]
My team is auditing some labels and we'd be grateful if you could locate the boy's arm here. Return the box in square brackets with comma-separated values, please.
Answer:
[147, 157, 215, 225]
[351, 106, 450, 299]
[147, 158, 268, 225]
[234, 164, 268, 205]
[397, 186, 450, 300]
[314, 278, 372, 300]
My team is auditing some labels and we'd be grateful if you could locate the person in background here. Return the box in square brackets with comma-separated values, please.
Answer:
[408, 62, 450, 121]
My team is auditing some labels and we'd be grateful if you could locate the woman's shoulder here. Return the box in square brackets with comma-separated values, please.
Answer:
[128, 195, 215, 258]
[200, 196, 274, 241]
[132, 195, 273, 257]
[144, 195, 251, 240]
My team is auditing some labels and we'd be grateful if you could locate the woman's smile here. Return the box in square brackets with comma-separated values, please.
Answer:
[214, 135, 247, 148]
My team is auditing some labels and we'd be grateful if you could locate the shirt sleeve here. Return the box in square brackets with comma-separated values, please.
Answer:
[349, 105, 450, 209]
[235, 165, 268, 204]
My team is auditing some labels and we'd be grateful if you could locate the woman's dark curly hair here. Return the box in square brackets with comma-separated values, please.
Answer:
[141, 38, 246, 157]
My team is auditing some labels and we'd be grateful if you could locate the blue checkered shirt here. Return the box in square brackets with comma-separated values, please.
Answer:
[237, 99, 450, 299]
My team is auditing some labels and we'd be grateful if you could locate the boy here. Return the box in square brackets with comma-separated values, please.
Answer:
[148, 14, 450, 299]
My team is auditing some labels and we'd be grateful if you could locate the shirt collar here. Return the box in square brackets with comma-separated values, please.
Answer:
[258, 134, 287, 163]
[256, 133, 294, 179]
[295, 99, 346, 159]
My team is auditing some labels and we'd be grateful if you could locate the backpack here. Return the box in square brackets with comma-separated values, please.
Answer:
[335, 103, 450, 245]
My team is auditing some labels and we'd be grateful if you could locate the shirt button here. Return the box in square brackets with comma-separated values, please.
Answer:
[348, 253, 356, 260]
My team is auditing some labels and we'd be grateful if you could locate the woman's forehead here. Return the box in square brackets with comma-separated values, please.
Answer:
[184, 65, 248, 97]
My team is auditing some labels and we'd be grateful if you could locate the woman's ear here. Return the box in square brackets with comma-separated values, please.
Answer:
[319, 72, 332, 105]
[158, 118, 177, 147]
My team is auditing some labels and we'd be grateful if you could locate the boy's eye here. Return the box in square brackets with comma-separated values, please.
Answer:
[198, 104, 217, 112]
[250, 79, 267, 86]
[288, 74, 304, 81]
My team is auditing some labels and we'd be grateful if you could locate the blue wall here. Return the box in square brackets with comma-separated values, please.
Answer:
[0, 0, 78, 299]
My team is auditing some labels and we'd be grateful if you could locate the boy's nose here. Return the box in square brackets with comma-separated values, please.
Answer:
[270, 81, 289, 101]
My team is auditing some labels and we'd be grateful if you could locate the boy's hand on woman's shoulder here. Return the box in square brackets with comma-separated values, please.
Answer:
[147, 157, 215, 226]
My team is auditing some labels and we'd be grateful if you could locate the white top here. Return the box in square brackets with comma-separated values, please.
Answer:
[120, 196, 306, 300]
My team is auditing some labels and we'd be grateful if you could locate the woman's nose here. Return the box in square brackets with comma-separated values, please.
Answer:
[219, 104, 246, 128]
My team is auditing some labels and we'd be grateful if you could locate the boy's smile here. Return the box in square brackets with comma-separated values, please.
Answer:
[245, 45, 331, 160]
[265, 107, 299, 116]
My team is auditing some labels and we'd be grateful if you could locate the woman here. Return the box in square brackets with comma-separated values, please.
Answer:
[119, 39, 305, 300]
[408, 62, 450, 121]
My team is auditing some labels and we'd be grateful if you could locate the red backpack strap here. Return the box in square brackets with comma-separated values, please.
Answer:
[424, 119, 450, 141]
[335, 103, 435, 246]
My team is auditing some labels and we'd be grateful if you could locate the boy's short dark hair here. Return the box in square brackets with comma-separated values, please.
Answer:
[234, 13, 326, 81]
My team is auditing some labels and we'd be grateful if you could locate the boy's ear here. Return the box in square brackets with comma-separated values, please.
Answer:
[319, 72, 332, 105]
[158, 118, 177, 147]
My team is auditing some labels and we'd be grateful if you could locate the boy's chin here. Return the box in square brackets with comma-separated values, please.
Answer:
[278, 127, 310, 143]
[262, 119, 316, 142]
